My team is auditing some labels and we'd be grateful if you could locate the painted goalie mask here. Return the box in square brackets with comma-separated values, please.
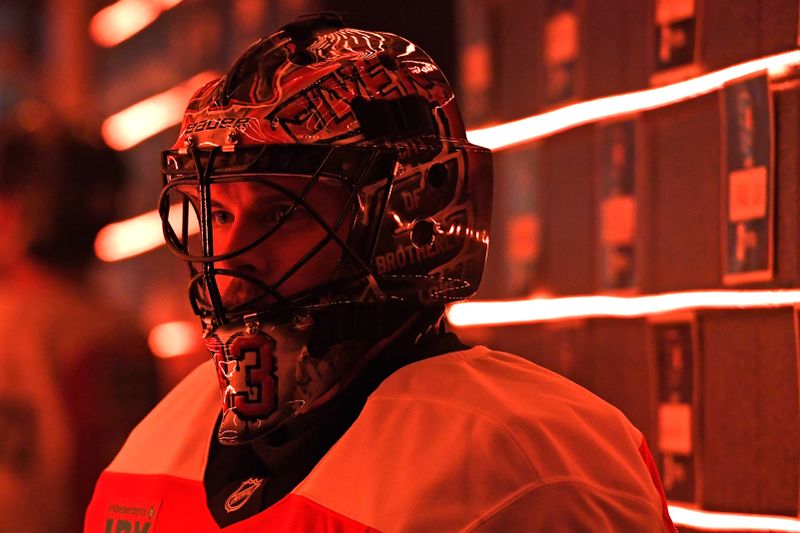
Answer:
[159, 14, 492, 443]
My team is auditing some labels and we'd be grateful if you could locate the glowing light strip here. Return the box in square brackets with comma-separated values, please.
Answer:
[101, 70, 219, 151]
[466, 49, 800, 150]
[148, 320, 201, 358]
[668, 503, 800, 531]
[94, 202, 198, 262]
[90, 0, 183, 48]
[446, 290, 800, 327]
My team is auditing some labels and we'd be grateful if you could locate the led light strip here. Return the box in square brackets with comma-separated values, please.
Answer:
[94, 202, 198, 262]
[148, 320, 201, 358]
[446, 290, 800, 327]
[90, 0, 183, 48]
[466, 49, 800, 150]
[101, 70, 219, 151]
[668, 503, 800, 532]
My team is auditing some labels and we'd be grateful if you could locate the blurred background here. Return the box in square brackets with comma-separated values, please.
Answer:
[2, 0, 800, 531]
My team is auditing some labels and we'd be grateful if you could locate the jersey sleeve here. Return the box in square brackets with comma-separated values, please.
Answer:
[465, 478, 669, 533]
[638, 437, 678, 532]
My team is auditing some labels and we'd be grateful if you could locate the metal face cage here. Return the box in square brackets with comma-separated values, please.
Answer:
[159, 143, 398, 330]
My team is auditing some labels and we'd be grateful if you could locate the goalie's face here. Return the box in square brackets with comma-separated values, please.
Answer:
[217, 178, 350, 309]
[178, 175, 354, 316]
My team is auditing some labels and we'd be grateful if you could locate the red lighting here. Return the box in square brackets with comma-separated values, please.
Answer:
[90, 0, 183, 48]
[101, 71, 219, 151]
[148, 320, 201, 358]
[94, 203, 198, 262]
[667, 503, 800, 532]
[466, 50, 800, 150]
[447, 290, 800, 327]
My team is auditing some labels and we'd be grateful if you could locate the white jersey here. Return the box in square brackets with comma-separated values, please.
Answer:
[86, 346, 674, 532]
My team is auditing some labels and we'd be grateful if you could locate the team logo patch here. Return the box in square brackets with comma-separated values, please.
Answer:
[104, 499, 161, 533]
[225, 477, 265, 513]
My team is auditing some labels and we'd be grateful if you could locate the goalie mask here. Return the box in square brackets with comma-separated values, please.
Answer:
[159, 14, 492, 443]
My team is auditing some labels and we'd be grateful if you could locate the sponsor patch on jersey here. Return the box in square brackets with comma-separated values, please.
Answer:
[103, 499, 162, 533]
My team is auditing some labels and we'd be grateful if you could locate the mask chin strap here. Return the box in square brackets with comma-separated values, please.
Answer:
[189, 146, 227, 329]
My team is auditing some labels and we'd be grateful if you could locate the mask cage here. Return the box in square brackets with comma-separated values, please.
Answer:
[159, 144, 398, 327]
